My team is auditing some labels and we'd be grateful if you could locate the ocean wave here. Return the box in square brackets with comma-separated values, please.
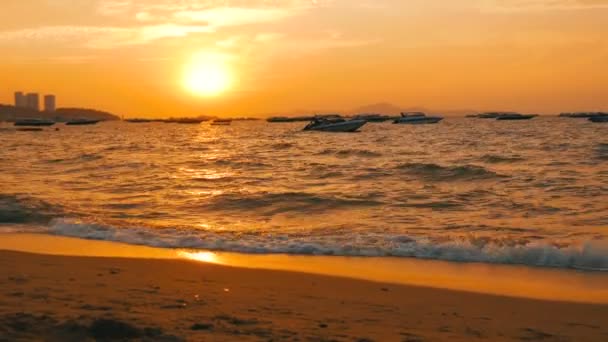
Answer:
[44, 153, 103, 164]
[38, 219, 608, 271]
[595, 143, 608, 160]
[317, 148, 382, 158]
[480, 154, 524, 164]
[271, 142, 295, 150]
[0, 194, 63, 224]
[396, 163, 503, 181]
[201, 192, 382, 214]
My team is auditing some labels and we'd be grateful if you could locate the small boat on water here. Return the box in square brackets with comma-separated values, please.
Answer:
[66, 118, 100, 126]
[125, 118, 154, 123]
[267, 116, 314, 123]
[496, 114, 537, 121]
[16, 128, 44, 132]
[393, 112, 443, 124]
[560, 112, 608, 118]
[211, 119, 232, 126]
[14, 119, 55, 127]
[165, 118, 205, 124]
[589, 116, 608, 123]
[303, 118, 367, 132]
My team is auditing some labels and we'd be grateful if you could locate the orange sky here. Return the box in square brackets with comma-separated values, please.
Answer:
[1, 0, 607, 117]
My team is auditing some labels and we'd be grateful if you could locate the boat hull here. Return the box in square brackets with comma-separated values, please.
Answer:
[393, 117, 443, 125]
[14, 121, 55, 127]
[66, 120, 100, 126]
[589, 116, 608, 123]
[496, 115, 535, 121]
[304, 120, 367, 132]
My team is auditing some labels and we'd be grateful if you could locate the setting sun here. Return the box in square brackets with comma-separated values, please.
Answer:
[183, 57, 232, 96]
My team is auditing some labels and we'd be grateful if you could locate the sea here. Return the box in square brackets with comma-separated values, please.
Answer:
[1, 117, 607, 271]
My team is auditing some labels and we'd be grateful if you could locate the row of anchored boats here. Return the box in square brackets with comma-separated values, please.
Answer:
[10, 111, 606, 132]
[298, 110, 607, 132]
[13, 118, 100, 126]
[125, 118, 233, 125]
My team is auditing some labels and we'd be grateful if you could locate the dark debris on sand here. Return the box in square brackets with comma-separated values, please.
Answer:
[0, 313, 183, 341]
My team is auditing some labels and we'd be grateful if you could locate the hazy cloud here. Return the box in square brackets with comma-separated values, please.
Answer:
[0, 0, 330, 48]
[481, 0, 608, 11]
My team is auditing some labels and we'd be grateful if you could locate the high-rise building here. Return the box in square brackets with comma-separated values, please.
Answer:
[25, 93, 40, 111]
[14, 92, 26, 108]
[44, 95, 56, 112]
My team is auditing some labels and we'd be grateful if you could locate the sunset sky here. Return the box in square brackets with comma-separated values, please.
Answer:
[1, 0, 607, 117]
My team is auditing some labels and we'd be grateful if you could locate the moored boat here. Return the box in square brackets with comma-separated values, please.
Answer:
[393, 112, 443, 124]
[66, 119, 100, 126]
[589, 116, 608, 123]
[303, 118, 366, 132]
[164, 118, 205, 124]
[496, 114, 537, 121]
[125, 118, 154, 123]
[14, 118, 55, 127]
[211, 119, 232, 126]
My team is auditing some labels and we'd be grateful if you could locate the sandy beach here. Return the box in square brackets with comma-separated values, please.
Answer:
[1, 248, 607, 341]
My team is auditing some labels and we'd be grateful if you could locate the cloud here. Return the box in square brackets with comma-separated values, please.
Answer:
[480, 0, 608, 11]
[0, 0, 331, 49]
[0, 24, 214, 49]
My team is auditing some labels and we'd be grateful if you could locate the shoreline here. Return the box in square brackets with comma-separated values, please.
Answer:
[1, 233, 607, 304]
[1, 248, 608, 341]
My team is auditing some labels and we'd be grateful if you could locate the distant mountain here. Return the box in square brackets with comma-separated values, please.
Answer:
[349, 102, 477, 116]
[349, 102, 411, 115]
[0, 104, 120, 122]
[54, 108, 120, 121]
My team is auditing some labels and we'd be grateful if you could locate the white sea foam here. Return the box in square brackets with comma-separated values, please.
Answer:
[38, 218, 608, 271]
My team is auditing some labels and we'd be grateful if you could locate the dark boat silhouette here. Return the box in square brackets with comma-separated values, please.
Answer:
[496, 114, 537, 121]
[393, 112, 443, 124]
[66, 119, 100, 126]
[14, 119, 55, 126]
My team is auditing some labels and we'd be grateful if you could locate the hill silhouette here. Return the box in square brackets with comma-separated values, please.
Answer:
[349, 102, 477, 116]
[0, 104, 120, 122]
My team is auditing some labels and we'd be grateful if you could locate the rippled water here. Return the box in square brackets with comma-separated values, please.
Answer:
[1, 118, 607, 269]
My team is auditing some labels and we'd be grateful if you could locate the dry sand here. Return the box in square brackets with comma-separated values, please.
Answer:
[0, 250, 607, 341]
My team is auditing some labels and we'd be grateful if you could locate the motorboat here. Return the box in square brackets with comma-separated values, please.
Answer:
[164, 118, 205, 124]
[589, 116, 608, 123]
[303, 118, 367, 132]
[496, 114, 537, 120]
[66, 118, 100, 125]
[125, 118, 154, 123]
[560, 112, 608, 118]
[393, 112, 443, 124]
[267, 116, 314, 123]
[211, 119, 232, 126]
[14, 118, 55, 126]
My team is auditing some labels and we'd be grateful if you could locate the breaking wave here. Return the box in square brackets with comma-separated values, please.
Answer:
[33, 219, 608, 271]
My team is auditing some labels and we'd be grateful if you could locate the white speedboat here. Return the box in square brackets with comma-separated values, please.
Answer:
[393, 112, 443, 124]
[303, 118, 367, 132]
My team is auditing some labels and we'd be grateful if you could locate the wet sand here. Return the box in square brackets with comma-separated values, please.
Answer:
[1, 249, 607, 341]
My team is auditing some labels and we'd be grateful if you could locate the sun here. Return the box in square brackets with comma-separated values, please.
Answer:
[183, 57, 232, 96]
